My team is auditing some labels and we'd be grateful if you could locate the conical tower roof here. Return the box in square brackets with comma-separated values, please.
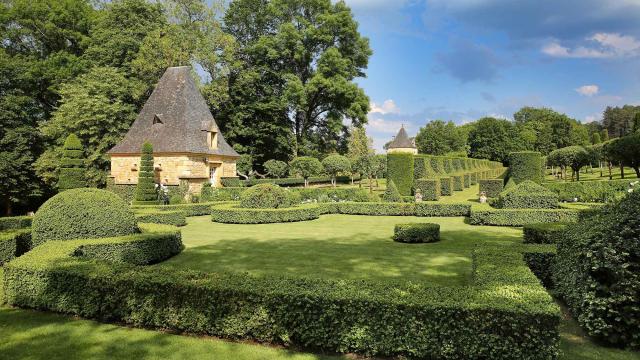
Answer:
[109, 66, 239, 157]
[387, 126, 416, 149]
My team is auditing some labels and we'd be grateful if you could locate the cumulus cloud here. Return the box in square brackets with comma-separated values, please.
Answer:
[575, 85, 599, 97]
[370, 99, 400, 114]
[434, 40, 501, 82]
[543, 33, 640, 58]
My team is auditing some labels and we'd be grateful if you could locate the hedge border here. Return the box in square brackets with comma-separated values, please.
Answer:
[134, 210, 188, 227]
[0, 216, 32, 231]
[211, 203, 320, 224]
[393, 223, 440, 243]
[479, 179, 504, 198]
[0, 229, 32, 265]
[469, 209, 581, 226]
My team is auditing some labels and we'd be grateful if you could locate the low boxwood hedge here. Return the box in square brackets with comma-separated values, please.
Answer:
[393, 223, 440, 243]
[134, 210, 187, 227]
[440, 177, 453, 196]
[469, 209, 581, 226]
[463, 174, 471, 188]
[522, 245, 557, 289]
[211, 203, 320, 224]
[495, 181, 559, 209]
[415, 203, 471, 216]
[523, 223, 567, 244]
[479, 179, 504, 198]
[223, 176, 358, 188]
[322, 202, 416, 216]
[3, 232, 560, 359]
[0, 229, 32, 264]
[452, 175, 464, 191]
[542, 179, 632, 202]
[0, 216, 32, 231]
[132, 202, 219, 217]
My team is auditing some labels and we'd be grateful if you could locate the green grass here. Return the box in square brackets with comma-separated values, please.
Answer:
[544, 166, 639, 182]
[157, 214, 521, 285]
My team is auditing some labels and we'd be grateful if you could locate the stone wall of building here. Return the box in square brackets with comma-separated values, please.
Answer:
[110, 153, 237, 189]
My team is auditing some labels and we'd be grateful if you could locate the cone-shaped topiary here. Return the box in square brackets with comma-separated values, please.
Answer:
[133, 142, 158, 205]
[58, 134, 86, 191]
[32, 188, 138, 245]
[382, 179, 403, 202]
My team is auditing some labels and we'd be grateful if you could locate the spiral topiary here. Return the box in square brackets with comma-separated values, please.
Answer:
[58, 133, 87, 191]
[239, 184, 298, 209]
[32, 188, 138, 245]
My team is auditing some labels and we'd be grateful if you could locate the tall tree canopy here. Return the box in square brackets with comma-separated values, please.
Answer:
[514, 107, 589, 155]
[220, 0, 372, 164]
[602, 105, 640, 138]
[468, 117, 526, 162]
[414, 120, 467, 156]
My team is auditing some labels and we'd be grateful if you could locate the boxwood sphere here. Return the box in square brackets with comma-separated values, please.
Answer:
[33, 188, 138, 244]
[239, 183, 298, 209]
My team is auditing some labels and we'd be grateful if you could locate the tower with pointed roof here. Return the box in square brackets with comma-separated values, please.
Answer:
[108, 66, 240, 192]
[386, 126, 418, 154]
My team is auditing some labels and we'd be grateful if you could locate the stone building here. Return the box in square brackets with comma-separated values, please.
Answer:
[386, 126, 418, 154]
[108, 66, 239, 193]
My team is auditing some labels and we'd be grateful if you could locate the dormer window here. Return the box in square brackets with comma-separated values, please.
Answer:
[208, 131, 218, 150]
[153, 114, 164, 125]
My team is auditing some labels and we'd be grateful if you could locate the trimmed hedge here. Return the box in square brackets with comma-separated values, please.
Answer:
[479, 179, 504, 198]
[387, 153, 414, 196]
[553, 191, 640, 349]
[469, 209, 581, 226]
[201, 187, 244, 202]
[132, 202, 219, 217]
[134, 210, 187, 227]
[496, 181, 558, 209]
[463, 173, 471, 188]
[414, 178, 440, 201]
[415, 203, 471, 216]
[393, 223, 440, 243]
[509, 151, 544, 184]
[452, 175, 464, 191]
[240, 184, 297, 209]
[523, 223, 567, 244]
[3, 230, 560, 359]
[382, 180, 403, 202]
[223, 176, 358, 188]
[32, 188, 139, 246]
[58, 134, 86, 191]
[439, 177, 453, 196]
[0, 216, 32, 231]
[321, 202, 415, 216]
[542, 179, 632, 202]
[204, 187, 376, 204]
[470, 172, 478, 185]
[211, 203, 320, 224]
[133, 142, 158, 205]
[0, 229, 32, 264]
[523, 245, 557, 289]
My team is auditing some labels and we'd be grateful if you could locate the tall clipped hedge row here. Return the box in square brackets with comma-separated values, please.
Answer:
[387, 154, 414, 196]
[509, 151, 544, 184]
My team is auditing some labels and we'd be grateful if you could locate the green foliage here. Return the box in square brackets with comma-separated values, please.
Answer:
[132, 202, 219, 217]
[0, 229, 32, 265]
[414, 179, 440, 201]
[289, 157, 323, 187]
[133, 142, 157, 205]
[439, 177, 453, 196]
[469, 209, 580, 226]
[542, 179, 632, 202]
[221, 0, 371, 158]
[263, 160, 288, 178]
[509, 151, 544, 183]
[57, 134, 87, 191]
[36, 67, 142, 187]
[0, 216, 32, 231]
[134, 210, 187, 227]
[294, 188, 375, 203]
[553, 191, 640, 349]
[236, 154, 253, 178]
[314, 202, 470, 217]
[429, 157, 445, 175]
[415, 120, 467, 155]
[504, 177, 516, 190]
[514, 107, 589, 155]
[393, 223, 440, 243]
[602, 105, 640, 139]
[32, 188, 138, 245]
[523, 247, 557, 289]
[591, 132, 602, 144]
[523, 223, 567, 244]
[347, 126, 374, 160]
[382, 180, 403, 202]
[452, 175, 464, 191]
[322, 154, 351, 186]
[607, 133, 640, 177]
[496, 180, 559, 209]
[386, 153, 414, 196]
[212, 203, 319, 224]
[239, 184, 297, 209]
[479, 179, 503, 197]
[547, 146, 591, 181]
[468, 117, 526, 162]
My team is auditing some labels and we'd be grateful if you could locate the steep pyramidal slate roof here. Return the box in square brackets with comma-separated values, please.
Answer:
[387, 126, 416, 149]
[109, 66, 239, 157]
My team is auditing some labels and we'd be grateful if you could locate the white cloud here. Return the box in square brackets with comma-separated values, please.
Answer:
[369, 99, 399, 114]
[584, 114, 600, 123]
[366, 117, 407, 134]
[576, 85, 599, 97]
[542, 33, 640, 58]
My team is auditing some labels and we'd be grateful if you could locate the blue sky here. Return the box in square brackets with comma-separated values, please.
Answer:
[342, 0, 640, 151]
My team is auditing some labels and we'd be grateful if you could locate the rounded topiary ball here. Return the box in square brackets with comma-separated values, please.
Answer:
[239, 184, 297, 209]
[33, 188, 138, 244]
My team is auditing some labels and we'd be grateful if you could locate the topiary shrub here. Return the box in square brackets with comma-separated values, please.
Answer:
[32, 188, 138, 245]
[382, 180, 403, 202]
[440, 177, 453, 196]
[504, 177, 516, 190]
[239, 184, 297, 209]
[414, 178, 440, 201]
[509, 151, 544, 184]
[58, 133, 86, 191]
[479, 179, 504, 198]
[393, 223, 440, 243]
[452, 175, 464, 191]
[133, 142, 158, 205]
[387, 153, 414, 196]
[523, 223, 567, 244]
[553, 190, 640, 349]
[496, 180, 558, 209]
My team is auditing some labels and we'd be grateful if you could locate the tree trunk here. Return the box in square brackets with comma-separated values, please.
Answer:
[369, 176, 373, 193]
[332, 177, 336, 188]
[575, 168, 580, 181]
[634, 166, 640, 178]
[621, 163, 625, 179]
[608, 162, 613, 180]
[3, 196, 12, 216]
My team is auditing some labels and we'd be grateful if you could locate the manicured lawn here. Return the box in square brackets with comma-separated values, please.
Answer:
[157, 213, 521, 286]
[544, 166, 639, 182]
